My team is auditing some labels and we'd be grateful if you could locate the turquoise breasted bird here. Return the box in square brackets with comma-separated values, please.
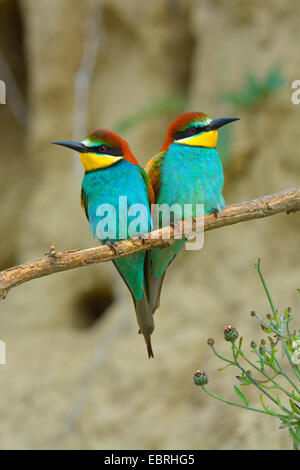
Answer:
[145, 112, 239, 313]
[53, 130, 155, 357]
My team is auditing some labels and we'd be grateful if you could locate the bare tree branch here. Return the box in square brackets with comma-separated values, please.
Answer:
[1, 186, 300, 300]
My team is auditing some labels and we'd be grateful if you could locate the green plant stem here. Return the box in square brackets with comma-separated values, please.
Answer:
[213, 344, 291, 414]
[286, 317, 292, 340]
[201, 386, 288, 419]
[266, 348, 300, 394]
[255, 258, 300, 386]
[282, 341, 300, 383]
[231, 343, 290, 413]
[254, 311, 283, 337]
[287, 422, 300, 449]
[211, 346, 235, 366]
[256, 258, 277, 316]
[238, 348, 298, 400]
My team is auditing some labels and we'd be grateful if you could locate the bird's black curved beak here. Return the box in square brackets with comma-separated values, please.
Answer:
[208, 117, 240, 131]
[52, 141, 88, 152]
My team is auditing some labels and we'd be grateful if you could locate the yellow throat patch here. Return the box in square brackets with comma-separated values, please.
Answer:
[80, 153, 123, 172]
[178, 130, 218, 148]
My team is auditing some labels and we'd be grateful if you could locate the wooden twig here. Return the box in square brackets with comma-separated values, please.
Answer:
[1, 187, 300, 300]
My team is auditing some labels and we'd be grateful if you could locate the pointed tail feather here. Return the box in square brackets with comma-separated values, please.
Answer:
[134, 287, 155, 358]
[145, 240, 185, 314]
[148, 272, 166, 314]
[112, 259, 154, 358]
[144, 250, 165, 315]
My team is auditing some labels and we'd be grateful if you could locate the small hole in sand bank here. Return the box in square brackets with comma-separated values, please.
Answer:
[72, 287, 114, 329]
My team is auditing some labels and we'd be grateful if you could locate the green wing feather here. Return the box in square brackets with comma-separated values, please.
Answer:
[138, 165, 155, 205]
[80, 187, 89, 221]
[144, 152, 169, 314]
[145, 151, 166, 199]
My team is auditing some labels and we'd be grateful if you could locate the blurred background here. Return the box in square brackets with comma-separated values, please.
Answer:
[0, 0, 299, 450]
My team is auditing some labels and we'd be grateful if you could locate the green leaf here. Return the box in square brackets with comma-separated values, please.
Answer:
[290, 399, 300, 415]
[218, 363, 234, 372]
[296, 425, 300, 443]
[234, 385, 249, 407]
[269, 347, 277, 365]
[276, 396, 287, 413]
[259, 383, 277, 390]
[260, 324, 273, 333]
[291, 392, 300, 404]
[233, 337, 243, 361]
[259, 394, 275, 415]
[288, 424, 300, 446]
[236, 375, 252, 386]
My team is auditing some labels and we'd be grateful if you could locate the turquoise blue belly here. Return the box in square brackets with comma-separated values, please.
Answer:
[82, 160, 151, 300]
[151, 143, 225, 277]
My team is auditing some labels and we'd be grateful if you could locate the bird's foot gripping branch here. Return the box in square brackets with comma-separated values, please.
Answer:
[0, 187, 300, 301]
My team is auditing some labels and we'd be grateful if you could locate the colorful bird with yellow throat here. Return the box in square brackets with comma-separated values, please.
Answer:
[53, 130, 155, 358]
[146, 112, 239, 313]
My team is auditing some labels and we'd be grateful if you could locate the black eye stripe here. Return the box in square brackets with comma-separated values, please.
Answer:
[173, 126, 208, 141]
[85, 145, 123, 156]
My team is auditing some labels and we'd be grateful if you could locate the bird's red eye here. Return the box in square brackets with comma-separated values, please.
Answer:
[188, 127, 197, 135]
[99, 144, 108, 153]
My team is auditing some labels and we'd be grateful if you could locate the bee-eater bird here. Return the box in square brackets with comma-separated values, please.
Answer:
[145, 112, 239, 313]
[53, 130, 155, 358]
